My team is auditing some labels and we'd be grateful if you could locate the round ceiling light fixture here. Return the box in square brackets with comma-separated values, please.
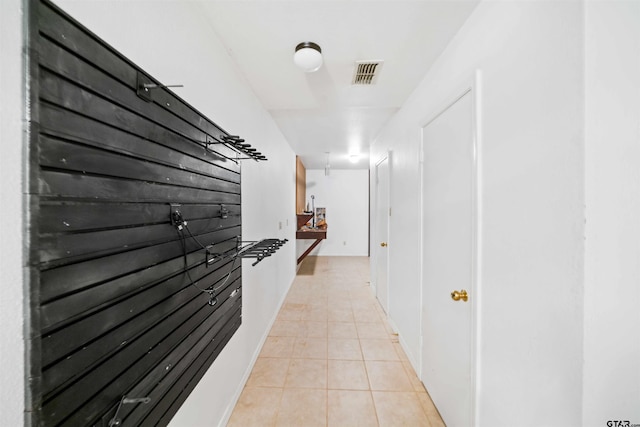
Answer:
[294, 42, 323, 72]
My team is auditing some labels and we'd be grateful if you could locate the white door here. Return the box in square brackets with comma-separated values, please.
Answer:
[421, 89, 476, 427]
[375, 156, 390, 313]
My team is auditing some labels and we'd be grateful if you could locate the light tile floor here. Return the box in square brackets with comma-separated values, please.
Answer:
[228, 256, 445, 427]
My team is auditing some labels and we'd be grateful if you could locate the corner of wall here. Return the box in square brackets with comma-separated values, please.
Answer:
[0, 0, 26, 425]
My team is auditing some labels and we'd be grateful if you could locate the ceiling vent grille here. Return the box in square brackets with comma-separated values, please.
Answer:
[352, 60, 383, 85]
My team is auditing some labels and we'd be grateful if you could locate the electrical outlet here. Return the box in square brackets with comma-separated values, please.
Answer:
[279, 221, 282, 230]
[169, 203, 182, 226]
[343, 241, 347, 246]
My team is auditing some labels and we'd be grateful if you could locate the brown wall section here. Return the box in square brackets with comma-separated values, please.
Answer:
[296, 156, 306, 214]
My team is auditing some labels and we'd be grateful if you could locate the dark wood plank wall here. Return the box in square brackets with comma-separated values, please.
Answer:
[27, 1, 247, 425]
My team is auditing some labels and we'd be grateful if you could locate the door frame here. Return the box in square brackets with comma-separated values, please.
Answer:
[373, 152, 391, 314]
[418, 70, 482, 426]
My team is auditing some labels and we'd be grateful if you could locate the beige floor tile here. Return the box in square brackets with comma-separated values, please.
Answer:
[230, 256, 449, 427]
[277, 309, 304, 321]
[417, 391, 446, 427]
[328, 321, 358, 339]
[360, 339, 400, 361]
[349, 287, 375, 298]
[276, 388, 327, 427]
[352, 308, 383, 323]
[350, 298, 378, 309]
[285, 359, 328, 389]
[328, 338, 363, 360]
[327, 282, 355, 292]
[260, 336, 296, 358]
[328, 390, 378, 427]
[328, 360, 370, 390]
[303, 305, 328, 321]
[284, 289, 312, 304]
[328, 290, 353, 302]
[246, 358, 291, 388]
[402, 360, 426, 392]
[328, 307, 355, 322]
[227, 387, 282, 427]
[269, 320, 302, 337]
[292, 337, 328, 359]
[286, 302, 309, 310]
[300, 321, 328, 338]
[356, 321, 390, 339]
[366, 361, 414, 391]
[427, 415, 446, 427]
[372, 391, 431, 426]
[392, 341, 409, 361]
[383, 316, 395, 330]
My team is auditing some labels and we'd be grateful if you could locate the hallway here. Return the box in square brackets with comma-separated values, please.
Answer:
[228, 256, 445, 426]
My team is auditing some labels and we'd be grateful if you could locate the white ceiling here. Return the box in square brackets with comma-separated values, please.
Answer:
[199, 0, 479, 170]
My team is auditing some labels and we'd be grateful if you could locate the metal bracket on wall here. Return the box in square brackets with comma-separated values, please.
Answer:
[206, 238, 288, 267]
[136, 72, 183, 102]
[108, 396, 151, 427]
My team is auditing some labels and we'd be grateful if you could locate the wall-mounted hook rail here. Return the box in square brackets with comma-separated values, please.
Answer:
[136, 72, 184, 102]
[109, 395, 151, 426]
[205, 134, 268, 162]
[205, 238, 288, 267]
[141, 83, 184, 90]
[237, 238, 288, 266]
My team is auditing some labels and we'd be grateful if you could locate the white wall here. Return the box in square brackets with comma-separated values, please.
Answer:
[371, 1, 585, 425]
[583, 2, 640, 425]
[298, 169, 369, 258]
[0, 0, 26, 425]
[6, 1, 298, 425]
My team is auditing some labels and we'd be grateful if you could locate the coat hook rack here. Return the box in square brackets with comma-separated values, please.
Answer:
[206, 238, 288, 267]
[205, 134, 268, 162]
[108, 396, 151, 427]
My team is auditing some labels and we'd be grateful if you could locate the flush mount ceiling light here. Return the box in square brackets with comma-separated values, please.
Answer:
[294, 42, 323, 73]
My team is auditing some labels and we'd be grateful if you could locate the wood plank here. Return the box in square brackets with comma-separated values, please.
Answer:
[296, 230, 327, 239]
[39, 226, 240, 301]
[297, 238, 325, 265]
[41, 263, 240, 369]
[39, 136, 241, 195]
[37, 34, 234, 156]
[38, 170, 241, 206]
[38, 2, 237, 150]
[38, 1, 136, 89]
[39, 103, 240, 184]
[64, 302, 241, 427]
[39, 249, 237, 333]
[42, 285, 241, 426]
[39, 201, 240, 234]
[38, 60, 240, 165]
[41, 266, 241, 396]
[38, 68, 240, 174]
[124, 309, 242, 426]
[39, 216, 241, 265]
[152, 319, 241, 426]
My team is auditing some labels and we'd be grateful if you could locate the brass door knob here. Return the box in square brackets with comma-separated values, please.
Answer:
[451, 289, 468, 302]
[380, 242, 388, 247]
